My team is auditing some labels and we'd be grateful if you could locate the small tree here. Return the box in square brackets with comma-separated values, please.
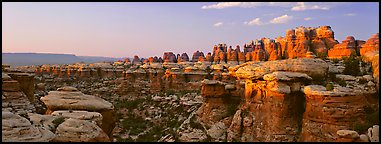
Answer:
[342, 55, 361, 76]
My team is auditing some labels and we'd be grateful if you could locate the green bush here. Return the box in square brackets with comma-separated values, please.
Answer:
[316, 52, 327, 59]
[332, 58, 340, 64]
[326, 83, 334, 91]
[52, 116, 66, 128]
[311, 74, 327, 85]
[342, 56, 361, 76]
[115, 98, 145, 110]
[336, 78, 347, 87]
[189, 116, 204, 130]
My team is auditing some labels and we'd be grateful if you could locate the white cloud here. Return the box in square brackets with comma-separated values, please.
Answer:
[304, 17, 312, 21]
[244, 18, 264, 26]
[202, 2, 348, 10]
[201, 2, 292, 9]
[345, 13, 357, 16]
[291, 2, 329, 11]
[213, 22, 223, 27]
[270, 15, 293, 24]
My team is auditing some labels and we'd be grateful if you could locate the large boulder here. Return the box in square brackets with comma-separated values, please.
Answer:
[40, 86, 115, 138]
[52, 118, 110, 142]
[2, 111, 55, 142]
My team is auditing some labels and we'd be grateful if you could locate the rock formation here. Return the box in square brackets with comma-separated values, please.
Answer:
[328, 36, 357, 59]
[40, 86, 116, 138]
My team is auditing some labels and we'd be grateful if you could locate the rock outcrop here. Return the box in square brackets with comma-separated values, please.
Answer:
[52, 118, 110, 142]
[40, 86, 116, 139]
[328, 36, 357, 59]
[2, 111, 55, 142]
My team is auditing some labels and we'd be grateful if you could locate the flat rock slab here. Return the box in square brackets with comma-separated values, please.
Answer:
[40, 91, 113, 112]
[233, 58, 328, 80]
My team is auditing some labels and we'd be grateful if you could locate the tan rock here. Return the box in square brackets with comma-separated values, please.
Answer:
[40, 89, 115, 138]
[57, 86, 78, 92]
[233, 58, 328, 80]
[368, 125, 379, 142]
[263, 71, 312, 81]
[227, 110, 242, 142]
[206, 121, 227, 141]
[52, 118, 110, 142]
[51, 110, 103, 127]
[2, 111, 55, 142]
[28, 113, 58, 131]
[359, 134, 369, 142]
[201, 79, 227, 98]
[337, 130, 360, 139]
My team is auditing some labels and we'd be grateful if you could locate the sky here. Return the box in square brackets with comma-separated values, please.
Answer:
[2, 2, 379, 58]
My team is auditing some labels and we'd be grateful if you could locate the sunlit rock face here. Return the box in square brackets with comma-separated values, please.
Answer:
[360, 33, 379, 56]
[328, 36, 357, 59]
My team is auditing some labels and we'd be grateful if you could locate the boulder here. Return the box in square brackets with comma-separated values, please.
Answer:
[40, 88, 115, 138]
[52, 118, 110, 142]
[51, 110, 103, 127]
[206, 121, 227, 141]
[2, 111, 55, 142]
[368, 125, 379, 142]
[337, 130, 360, 139]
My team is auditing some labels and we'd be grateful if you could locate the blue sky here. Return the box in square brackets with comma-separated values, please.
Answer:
[2, 2, 379, 58]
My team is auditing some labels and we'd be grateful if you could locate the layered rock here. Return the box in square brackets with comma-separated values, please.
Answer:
[229, 71, 311, 142]
[52, 118, 110, 142]
[301, 85, 373, 141]
[360, 33, 379, 56]
[2, 73, 36, 114]
[328, 36, 357, 59]
[40, 86, 115, 138]
[232, 58, 329, 80]
[2, 111, 55, 142]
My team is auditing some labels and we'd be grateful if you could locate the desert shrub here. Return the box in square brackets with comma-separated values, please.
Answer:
[316, 52, 327, 59]
[311, 74, 327, 85]
[52, 116, 66, 128]
[189, 116, 204, 130]
[351, 108, 379, 134]
[335, 78, 347, 87]
[328, 72, 337, 82]
[121, 114, 149, 135]
[358, 78, 367, 84]
[184, 75, 190, 82]
[352, 122, 372, 133]
[332, 58, 340, 64]
[138, 125, 163, 142]
[115, 98, 145, 110]
[342, 55, 361, 76]
[326, 83, 334, 91]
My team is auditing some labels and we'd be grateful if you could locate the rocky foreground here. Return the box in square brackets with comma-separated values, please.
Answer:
[2, 26, 379, 142]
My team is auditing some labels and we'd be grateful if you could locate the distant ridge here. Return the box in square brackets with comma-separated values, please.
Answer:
[2, 53, 125, 66]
